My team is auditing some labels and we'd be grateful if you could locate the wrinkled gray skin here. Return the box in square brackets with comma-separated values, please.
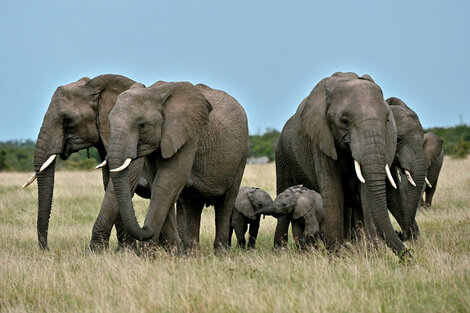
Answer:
[32, 74, 178, 251]
[420, 132, 444, 207]
[107, 81, 249, 252]
[256, 185, 324, 250]
[384, 97, 426, 241]
[274, 72, 408, 256]
[229, 187, 273, 249]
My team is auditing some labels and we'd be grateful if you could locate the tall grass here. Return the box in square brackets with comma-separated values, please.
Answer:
[0, 158, 469, 312]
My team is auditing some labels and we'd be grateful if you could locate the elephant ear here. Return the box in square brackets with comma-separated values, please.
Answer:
[160, 82, 213, 159]
[86, 75, 138, 150]
[299, 78, 337, 160]
[423, 133, 444, 168]
[359, 74, 375, 83]
[292, 191, 312, 219]
[236, 189, 256, 219]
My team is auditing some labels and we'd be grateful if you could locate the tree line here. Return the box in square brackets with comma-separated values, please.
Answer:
[1, 125, 469, 172]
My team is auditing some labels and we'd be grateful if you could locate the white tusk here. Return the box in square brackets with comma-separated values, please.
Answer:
[404, 170, 416, 187]
[110, 158, 132, 172]
[385, 164, 397, 189]
[39, 154, 57, 172]
[22, 173, 37, 189]
[95, 160, 107, 169]
[354, 160, 366, 184]
[425, 177, 432, 188]
[396, 169, 402, 182]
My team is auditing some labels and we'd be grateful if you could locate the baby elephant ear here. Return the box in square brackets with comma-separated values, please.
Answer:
[160, 82, 213, 159]
[130, 82, 145, 89]
[236, 189, 257, 219]
[292, 191, 312, 219]
[299, 78, 337, 160]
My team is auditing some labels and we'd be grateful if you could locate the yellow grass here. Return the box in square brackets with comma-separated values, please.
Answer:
[0, 158, 469, 312]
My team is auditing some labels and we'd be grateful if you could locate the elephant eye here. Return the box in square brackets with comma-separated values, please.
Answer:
[62, 118, 73, 128]
[340, 116, 350, 127]
[138, 122, 146, 130]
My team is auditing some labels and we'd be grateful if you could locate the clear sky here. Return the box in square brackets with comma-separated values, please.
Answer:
[0, 0, 469, 141]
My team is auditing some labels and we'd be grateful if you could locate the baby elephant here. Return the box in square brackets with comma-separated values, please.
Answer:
[229, 187, 273, 249]
[255, 185, 324, 249]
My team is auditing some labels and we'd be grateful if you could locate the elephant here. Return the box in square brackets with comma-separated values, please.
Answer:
[106, 81, 249, 252]
[384, 97, 426, 241]
[420, 132, 444, 207]
[228, 186, 273, 249]
[255, 185, 324, 250]
[23, 74, 179, 251]
[274, 72, 409, 256]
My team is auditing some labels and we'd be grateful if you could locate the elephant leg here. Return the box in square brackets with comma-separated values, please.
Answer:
[233, 222, 248, 249]
[247, 219, 260, 249]
[176, 200, 186, 242]
[291, 219, 303, 249]
[228, 223, 234, 248]
[180, 197, 204, 252]
[274, 215, 290, 248]
[158, 205, 182, 252]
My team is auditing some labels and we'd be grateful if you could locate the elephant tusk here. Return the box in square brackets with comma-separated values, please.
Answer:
[396, 168, 402, 182]
[425, 177, 432, 188]
[354, 160, 365, 184]
[404, 170, 416, 187]
[385, 164, 397, 189]
[95, 160, 107, 169]
[39, 154, 57, 172]
[22, 173, 37, 189]
[110, 158, 132, 172]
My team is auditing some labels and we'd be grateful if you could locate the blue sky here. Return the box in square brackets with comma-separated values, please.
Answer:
[1, 0, 469, 140]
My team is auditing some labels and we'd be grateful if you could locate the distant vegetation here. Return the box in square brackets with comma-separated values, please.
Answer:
[1, 124, 469, 171]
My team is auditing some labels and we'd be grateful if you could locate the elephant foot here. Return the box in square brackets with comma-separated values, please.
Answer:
[116, 240, 138, 254]
[398, 248, 413, 261]
[88, 240, 109, 253]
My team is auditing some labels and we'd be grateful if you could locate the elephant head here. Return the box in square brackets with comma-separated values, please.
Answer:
[25, 74, 137, 249]
[107, 81, 212, 241]
[423, 132, 444, 171]
[298, 72, 406, 254]
[386, 97, 426, 240]
[236, 187, 273, 220]
[256, 186, 323, 244]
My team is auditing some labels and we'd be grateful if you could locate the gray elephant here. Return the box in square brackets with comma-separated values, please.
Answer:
[23, 74, 178, 251]
[229, 187, 273, 249]
[255, 185, 324, 250]
[384, 97, 426, 241]
[274, 72, 409, 256]
[107, 81, 249, 252]
[420, 132, 444, 207]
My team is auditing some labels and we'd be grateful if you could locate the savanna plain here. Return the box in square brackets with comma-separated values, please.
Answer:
[1, 158, 469, 313]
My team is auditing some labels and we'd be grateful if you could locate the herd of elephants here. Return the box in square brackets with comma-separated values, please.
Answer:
[22, 72, 445, 258]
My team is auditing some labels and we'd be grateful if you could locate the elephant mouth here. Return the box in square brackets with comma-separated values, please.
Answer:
[60, 137, 93, 160]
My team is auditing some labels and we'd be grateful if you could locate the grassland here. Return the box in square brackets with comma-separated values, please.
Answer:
[1, 158, 469, 313]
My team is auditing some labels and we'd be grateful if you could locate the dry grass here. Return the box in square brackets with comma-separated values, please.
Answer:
[0, 158, 469, 312]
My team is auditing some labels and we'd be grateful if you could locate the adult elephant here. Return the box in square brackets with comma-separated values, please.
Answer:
[23, 74, 178, 251]
[385, 97, 426, 241]
[107, 81, 249, 252]
[420, 132, 444, 207]
[274, 72, 408, 256]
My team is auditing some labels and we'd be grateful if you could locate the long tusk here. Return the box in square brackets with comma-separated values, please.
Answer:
[95, 160, 107, 169]
[39, 154, 57, 172]
[404, 170, 416, 187]
[110, 158, 132, 172]
[385, 164, 397, 189]
[396, 168, 402, 182]
[22, 173, 37, 189]
[354, 160, 365, 184]
[425, 177, 432, 188]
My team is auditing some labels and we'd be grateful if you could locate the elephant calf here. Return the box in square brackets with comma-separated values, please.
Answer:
[229, 187, 273, 249]
[255, 185, 324, 250]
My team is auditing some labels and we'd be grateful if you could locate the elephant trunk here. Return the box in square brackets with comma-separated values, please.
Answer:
[108, 136, 154, 241]
[402, 154, 426, 240]
[361, 154, 406, 255]
[34, 123, 61, 249]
